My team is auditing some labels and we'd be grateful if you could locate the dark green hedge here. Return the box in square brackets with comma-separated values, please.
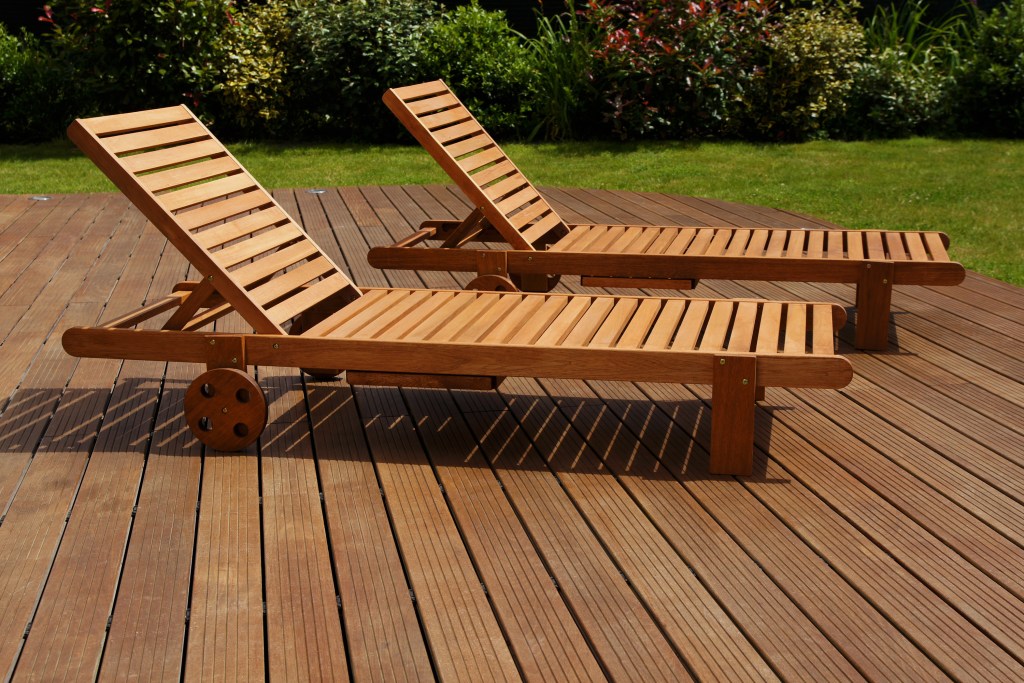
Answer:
[2, 0, 1021, 143]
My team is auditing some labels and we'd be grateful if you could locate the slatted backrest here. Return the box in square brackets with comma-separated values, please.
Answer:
[384, 81, 569, 250]
[69, 105, 360, 334]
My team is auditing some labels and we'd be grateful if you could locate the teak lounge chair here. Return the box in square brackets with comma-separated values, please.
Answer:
[373, 80, 966, 351]
[61, 105, 853, 476]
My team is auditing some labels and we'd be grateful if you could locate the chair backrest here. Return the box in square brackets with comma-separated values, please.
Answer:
[384, 81, 570, 250]
[69, 105, 361, 335]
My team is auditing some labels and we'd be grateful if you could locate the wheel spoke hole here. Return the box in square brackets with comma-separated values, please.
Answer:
[235, 388, 250, 404]
[198, 416, 214, 432]
[200, 383, 214, 398]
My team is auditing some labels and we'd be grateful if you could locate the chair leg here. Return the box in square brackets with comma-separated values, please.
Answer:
[710, 355, 756, 476]
[855, 261, 894, 350]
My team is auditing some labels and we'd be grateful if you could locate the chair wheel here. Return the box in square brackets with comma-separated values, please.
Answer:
[466, 274, 519, 292]
[184, 368, 267, 451]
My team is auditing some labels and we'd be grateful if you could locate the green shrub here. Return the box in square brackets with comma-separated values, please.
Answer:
[287, 0, 441, 140]
[421, 2, 537, 139]
[954, 0, 1024, 137]
[525, 2, 603, 141]
[0, 26, 79, 142]
[840, 47, 949, 138]
[744, 3, 865, 141]
[46, 0, 232, 113]
[211, 2, 293, 137]
[837, 0, 973, 139]
[585, 0, 776, 140]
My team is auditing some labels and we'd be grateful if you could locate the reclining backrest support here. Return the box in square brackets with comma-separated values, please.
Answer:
[69, 105, 361, 335]
[384, 81, 569, 250]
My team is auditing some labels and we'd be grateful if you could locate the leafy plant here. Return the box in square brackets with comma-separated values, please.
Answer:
[525, 1, 602, 140]
[0, 25, 79, 142]
[422, 1, 537, 138]
[585, 0, 777, 140]
[954, 0, 1024, 137]
[745, 2, 865, 141]
[287, 0, 441, 140]
[212, 1, 293, 137]
[45, 0, 233, 113]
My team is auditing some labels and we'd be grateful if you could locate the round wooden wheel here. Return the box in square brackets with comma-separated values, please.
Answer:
[184, 368, 267, 451]
[466, 274, 519, 292]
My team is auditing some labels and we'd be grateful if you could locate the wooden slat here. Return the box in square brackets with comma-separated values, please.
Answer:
[866, 231, 886, 259]
[84, 106, 193, 136]
[233, 239, 319, 288]
[121, 139, 227, 174]
[483, 173, 529, 202]
[755, 302, 783, 354]
[924, 232, 950, 261]
[249, 257, 334, 306]
[496, 296, 565, 344]
[104, 122, 209, 154]
[847, 231, 865, 260]
[213, 223, 303, 269]
[783, 303, 807, 354]
[812, 304, 835, 355]
[559, 297, 617, 347]
[589, 298, 639, 347]
[885, 231, 908, 260]
[645, 299, 687, 350]
[508, 199, 552, 231]
[406, 92, 460, 115]
[786, 230, 807, 258]
[495, 186, 540, 215]
[265, 272, 351, 324]
[533, 297, 591, 346]
[160, 174, 256, 212]
[671, 299, 710, 351]
[141, 156, 241, 193]
[520, 211, 565, 246]
[303, 288, 394, 338]
[458, 146, 505, 173]
[194, 207, 289, 250]
[434, 120, 483, 144]
[727, 301, 759, 353]
[446, 132, 492, 159]
[471, 160, 519, 187]
[420, 106, 473, 130]
[697, 300, 735, 352]
[177, 192, 273, 231]
[617, 298, 663, 348]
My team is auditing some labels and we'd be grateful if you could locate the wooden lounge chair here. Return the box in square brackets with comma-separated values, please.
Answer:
[61, 105, 853, 475]
[373, 80, 966, 350]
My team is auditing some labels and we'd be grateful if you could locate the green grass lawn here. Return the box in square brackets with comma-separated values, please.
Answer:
[1, 138, 1020, 285]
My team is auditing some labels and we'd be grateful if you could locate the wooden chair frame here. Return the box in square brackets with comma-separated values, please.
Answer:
[372, 80, 967, 351]
[61, 105, 854, 476]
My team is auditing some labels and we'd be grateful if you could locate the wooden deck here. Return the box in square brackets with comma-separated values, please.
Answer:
[0, 185, 1022, 682]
